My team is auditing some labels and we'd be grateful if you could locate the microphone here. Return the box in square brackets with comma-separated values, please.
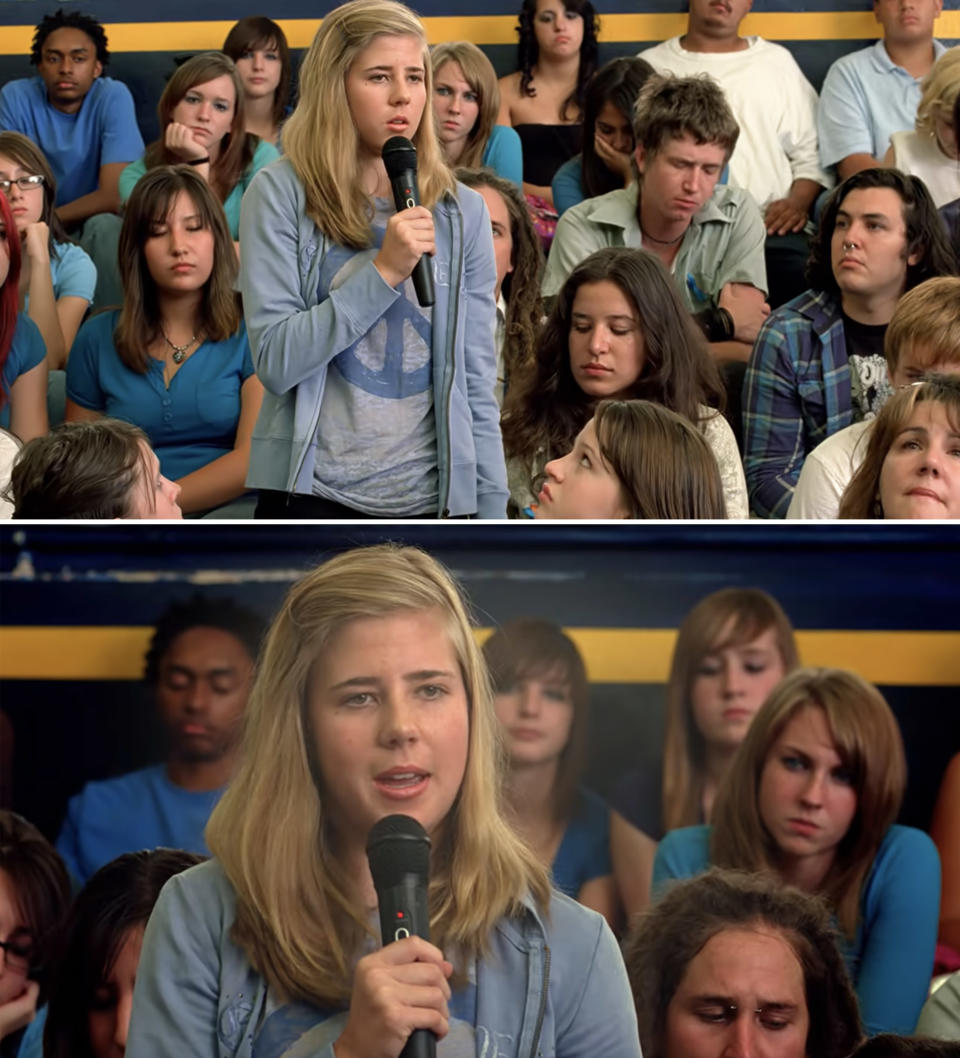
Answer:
[382, 136, 435, 307]
[366, 814, 435, 1058]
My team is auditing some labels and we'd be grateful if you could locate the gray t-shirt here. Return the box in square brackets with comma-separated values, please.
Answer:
[312, 197, 438, 515]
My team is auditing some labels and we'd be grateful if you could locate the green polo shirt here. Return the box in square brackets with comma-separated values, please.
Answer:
[541, 183, 768, 309]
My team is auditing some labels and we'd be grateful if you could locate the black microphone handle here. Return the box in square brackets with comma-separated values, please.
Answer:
[388, 167, 435, 307]
[376, 876, 436, 1058]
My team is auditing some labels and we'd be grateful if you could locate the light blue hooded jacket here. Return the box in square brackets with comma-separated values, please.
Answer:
[238, 158, 508, 518]
[125, 859, 642, 1058]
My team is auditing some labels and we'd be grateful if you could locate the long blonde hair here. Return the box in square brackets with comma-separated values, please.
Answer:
[661, 589, 798, 833]
[430, 42, 500, 169]
[205, 544, 549, 1006]
[282, 0, 456, 249]
[710, 667, 907, 939]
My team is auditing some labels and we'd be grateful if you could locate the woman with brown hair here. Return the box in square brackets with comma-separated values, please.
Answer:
[610, 588, 797, 915]
[118, 52, 278, 239]
[503, 246, 747, 517]
[839, 374, 960, 520]
[65, 166, 263, 515]
[483, 618, 618, 927]
[0, 132, 95, 368]
[222, 17, 292, 148]
[653, 667, 941, 1036]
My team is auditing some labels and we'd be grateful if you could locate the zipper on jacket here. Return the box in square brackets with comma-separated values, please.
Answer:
[439, 202, 462, 517]
[528, 942, 550, 1058]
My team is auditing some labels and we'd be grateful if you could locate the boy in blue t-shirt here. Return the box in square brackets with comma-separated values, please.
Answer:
[0, 9, 143, 227]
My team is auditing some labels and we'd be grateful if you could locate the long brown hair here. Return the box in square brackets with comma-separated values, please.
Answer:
[115, 166, 241, 373]
[222, 17, 292, 129]
[661, 589, 798, 832]
[482, 618, 589, 822]
[145, 52, 258, 203]
[710, 667, 907, 938]
[502, 246, 723, 466]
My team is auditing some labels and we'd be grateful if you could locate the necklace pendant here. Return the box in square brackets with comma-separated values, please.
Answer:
[172, 349, 185, 364]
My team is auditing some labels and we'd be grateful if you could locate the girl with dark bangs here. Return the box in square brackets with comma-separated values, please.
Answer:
[42, 850, 202, 1058]
[222, 17, 292, 149]
[65, 166, 263, 516]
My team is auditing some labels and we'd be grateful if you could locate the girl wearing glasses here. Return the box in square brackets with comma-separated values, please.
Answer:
[0, 811, 71, 1058]
[0, 133, 96, 370]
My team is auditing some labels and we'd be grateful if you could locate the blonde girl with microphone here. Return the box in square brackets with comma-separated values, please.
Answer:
[125, 544, 641, 1058]
[238, 0, 506, 519]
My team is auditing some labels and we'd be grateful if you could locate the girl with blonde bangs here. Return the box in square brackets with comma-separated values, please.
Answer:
[241, 0, 507, 519]
[654, 666, 941, 1037]
[610, 588, 796, 917]
[126, 545, 641, 1058]
[431, 43, 523, 184]
[119, 53, 279, 239]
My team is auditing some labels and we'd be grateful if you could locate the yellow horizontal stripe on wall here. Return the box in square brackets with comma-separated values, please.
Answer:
[1, 11, 958, 53]
[2, 627, 958, 685]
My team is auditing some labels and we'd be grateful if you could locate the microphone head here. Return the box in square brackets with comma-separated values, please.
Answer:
[366, 814, 431, 890]
[382, 136, 418, 180]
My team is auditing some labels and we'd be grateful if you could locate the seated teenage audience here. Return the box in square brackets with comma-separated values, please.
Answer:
[457, 167, 543, 403]
[0, 132, 96, 369]
[118, 53, 279, 241]
[819, 0, 946, 180]
[611, 588, 798, 916]
[743, 168, 957, 518]
[531, 399, 726, 519]
[640, 0, 830, 308]
[497, 0, 599, 210]
[653, 667, 941, 1036]
[886, 46, 960, 208]
[543, 73, 770, 362]
[551, 57, 654, 216]
[838, 373, 960, 519]
[431, 42, 523, 185]
[483, 619, 618, 925]
[66, 166, 264, 516]
[239, 0, 506, 520]
[124, 545, 641, 1057]
[0, 811, 71, 1058]
[0, 192, 49, 445]
[0, 10, 142, 230]
[222, 17, 292, 149]
[624, 868, 863, 1058]
[931, 753, 960, 955]
[39, 849, 203, 1058]
[7, 419, 182, 519]
[789, 277, 960, 520]
[504, 247, 748, 518]
[55, 594, 263, 885]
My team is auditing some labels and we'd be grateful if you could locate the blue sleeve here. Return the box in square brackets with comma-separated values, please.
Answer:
[458, 188, 509, 519]
[8, 316, 47, 388]
[238, 162, 400, 396]
[553, 910, 642, 1058]
[118, 157, 146, 204]
[65, 317, 108, 411]
[651, 826, 712, 896]
[482, 126, 523, 187]
[98, 80, 145, 166]
[742, 313, 806, 518]
[818, 59, 874, 168]
[0, 83, 22, 134]
[551, 157, 584, 217]
[126, 871, 224, 1058]
[855, 826, 941, 1036]
[52, 242, 97, 302]
[15, 1004, 46, 1058]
